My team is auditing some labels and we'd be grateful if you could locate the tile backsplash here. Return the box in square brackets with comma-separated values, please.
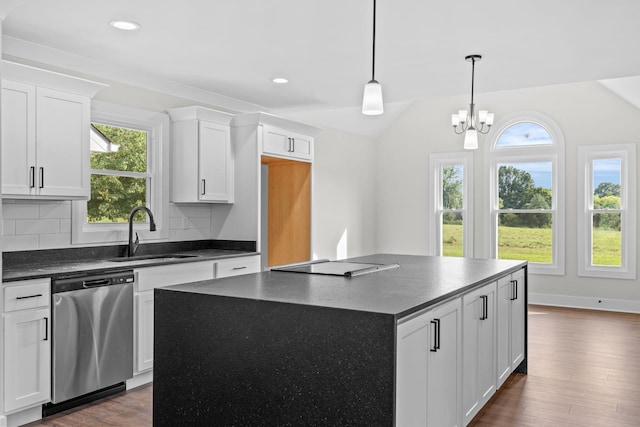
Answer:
[2, 200, 213, 252]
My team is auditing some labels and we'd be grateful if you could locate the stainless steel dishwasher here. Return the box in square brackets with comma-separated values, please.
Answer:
[45, 270, 134, 414]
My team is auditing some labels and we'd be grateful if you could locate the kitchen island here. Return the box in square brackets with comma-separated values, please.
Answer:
[153, 254, 527, 426]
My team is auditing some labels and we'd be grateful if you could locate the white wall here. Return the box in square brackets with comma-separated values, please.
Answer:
[376, 81, 640, 305]
[312, 128, 377, 260]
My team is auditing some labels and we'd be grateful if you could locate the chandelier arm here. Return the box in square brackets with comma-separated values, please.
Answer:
[453, 125, 467, 135]
[477, 125, 491, 135]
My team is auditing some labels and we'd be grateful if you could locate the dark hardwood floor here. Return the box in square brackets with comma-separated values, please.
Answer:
[25, 305, 640, 426]
[470, 305, 640, 426]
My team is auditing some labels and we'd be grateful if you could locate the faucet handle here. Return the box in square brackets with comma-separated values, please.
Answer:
[135, 232, 140, 245]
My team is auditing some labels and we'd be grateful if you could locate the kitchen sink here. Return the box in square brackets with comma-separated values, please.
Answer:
[108, 254, 199, 263]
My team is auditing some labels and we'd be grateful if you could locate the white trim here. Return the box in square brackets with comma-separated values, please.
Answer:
[427, 152, 474, 257]
[486, 111, 565, 275]
[577, 143, 636, 279]
[530, 292, 640, 314]
[71, 101, 169, 245]
[3, 36, 267, 115]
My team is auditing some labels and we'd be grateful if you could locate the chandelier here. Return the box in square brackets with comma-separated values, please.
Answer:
[451, 55, 494, 149]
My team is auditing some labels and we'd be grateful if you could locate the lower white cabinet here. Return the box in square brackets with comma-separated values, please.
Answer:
[462, 282, 497, 425]
[133, 256, 259, 374]
[134, 291, 155, 373]
[496, 268, 526, 388]
[396, 297, 462, 427]
[2, 278, 51, 414]
[216, 255, 260, 278]
[133, 261, 214, 374]
[396, 266, 526, 426]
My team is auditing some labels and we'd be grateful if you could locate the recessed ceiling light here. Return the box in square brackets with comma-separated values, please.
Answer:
[109, 20, 140, 31]
[272, 78, 288, 84]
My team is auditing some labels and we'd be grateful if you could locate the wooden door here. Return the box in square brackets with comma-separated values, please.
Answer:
[264, 157, 310, 267]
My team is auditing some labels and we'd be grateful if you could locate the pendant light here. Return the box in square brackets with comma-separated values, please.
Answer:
[362, 0, 383, 115]
[451, 55, 494, 149]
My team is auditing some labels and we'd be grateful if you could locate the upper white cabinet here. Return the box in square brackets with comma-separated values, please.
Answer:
[168, 106, 234, 203]
[262, 125, 313, 161]
[497, 268, 526, 388]
[1, 61, 106, 199]
[232, 112, 316, 163]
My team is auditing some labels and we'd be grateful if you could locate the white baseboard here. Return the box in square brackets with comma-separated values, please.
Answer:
[126, 370, 153, 389]
[529, 292, 640, 314]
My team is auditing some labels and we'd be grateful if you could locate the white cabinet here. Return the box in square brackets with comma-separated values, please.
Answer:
[497, 268, 526, 388]
[133, 261, 214, 374]
[2, 279, 51, 413]
[396, 297, 461, 427]
[262, 125, 313, 161]
[134, 291, 155, 373]
[132, 256, 259, 375]
[168, 106, 234, 203]
[1, 61, 105, 199]
[215, 255, 261, 278]
[462, 282, 497, 425]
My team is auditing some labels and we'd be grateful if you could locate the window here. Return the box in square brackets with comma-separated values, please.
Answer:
[72, 101, 169, 244]
[428, 152, 473, 257]
[488, 113, 565, 275]
[89, 123, 149, 223]
[577, 144, 636, 279]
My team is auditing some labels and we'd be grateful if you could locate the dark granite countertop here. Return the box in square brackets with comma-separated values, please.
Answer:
[2, 240, 258, 282]
[161, 253, 526, 319]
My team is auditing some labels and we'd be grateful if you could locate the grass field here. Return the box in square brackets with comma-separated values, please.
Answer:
[442, 224, 621, 266]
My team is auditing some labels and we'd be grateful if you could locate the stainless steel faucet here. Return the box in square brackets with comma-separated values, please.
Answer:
[128, 206, 157, 257]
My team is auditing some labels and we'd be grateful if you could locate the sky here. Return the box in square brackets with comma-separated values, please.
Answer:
[497, 123, 621, 189]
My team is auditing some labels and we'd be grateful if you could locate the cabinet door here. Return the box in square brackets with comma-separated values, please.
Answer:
[4, 308, 51, 412]
[477, 283, 497, 405]
[36, 87, 89, 198]
[462, 287, 481, 423]
[463, 282, 497, 424]
[1, 81, 36, 196]
[135, 291, 154, 373]
[427, 298, 461, 427]
[262, 126, 290, 157]
[396, 313, 429, 426]
[199, 120, 233, 202]
[510, 269, 526, 370]
[496, 275, 512, 388]
[289, 132, 312, 161]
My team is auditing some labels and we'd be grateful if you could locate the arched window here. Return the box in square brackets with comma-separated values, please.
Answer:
[487, 112, 565, 275]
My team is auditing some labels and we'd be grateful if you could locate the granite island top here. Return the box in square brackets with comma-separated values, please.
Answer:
[163, 253, 526, 319]
[2, 239, 257, 282]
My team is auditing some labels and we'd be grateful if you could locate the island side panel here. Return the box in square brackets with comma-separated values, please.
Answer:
[153, 289, 397, 426]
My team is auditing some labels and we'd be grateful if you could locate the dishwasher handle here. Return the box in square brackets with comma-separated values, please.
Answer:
[83, 278, 111, 288]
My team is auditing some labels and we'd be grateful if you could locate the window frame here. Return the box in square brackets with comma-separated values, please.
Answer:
[72, 101, 169, 245]
[577, 143, 636, 279]
[428, 152, 474, 257]
[486, 112, 565, 275]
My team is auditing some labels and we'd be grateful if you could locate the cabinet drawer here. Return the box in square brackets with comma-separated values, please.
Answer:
[216, 256, 261, 278]
[3, 278, 50, 312]
[135, 261, 214, 292]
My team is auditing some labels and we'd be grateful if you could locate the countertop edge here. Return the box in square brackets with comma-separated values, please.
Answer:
[2, 250, 261, 283]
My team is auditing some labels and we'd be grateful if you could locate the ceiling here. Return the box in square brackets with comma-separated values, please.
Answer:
[3, 0, 640, 136]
